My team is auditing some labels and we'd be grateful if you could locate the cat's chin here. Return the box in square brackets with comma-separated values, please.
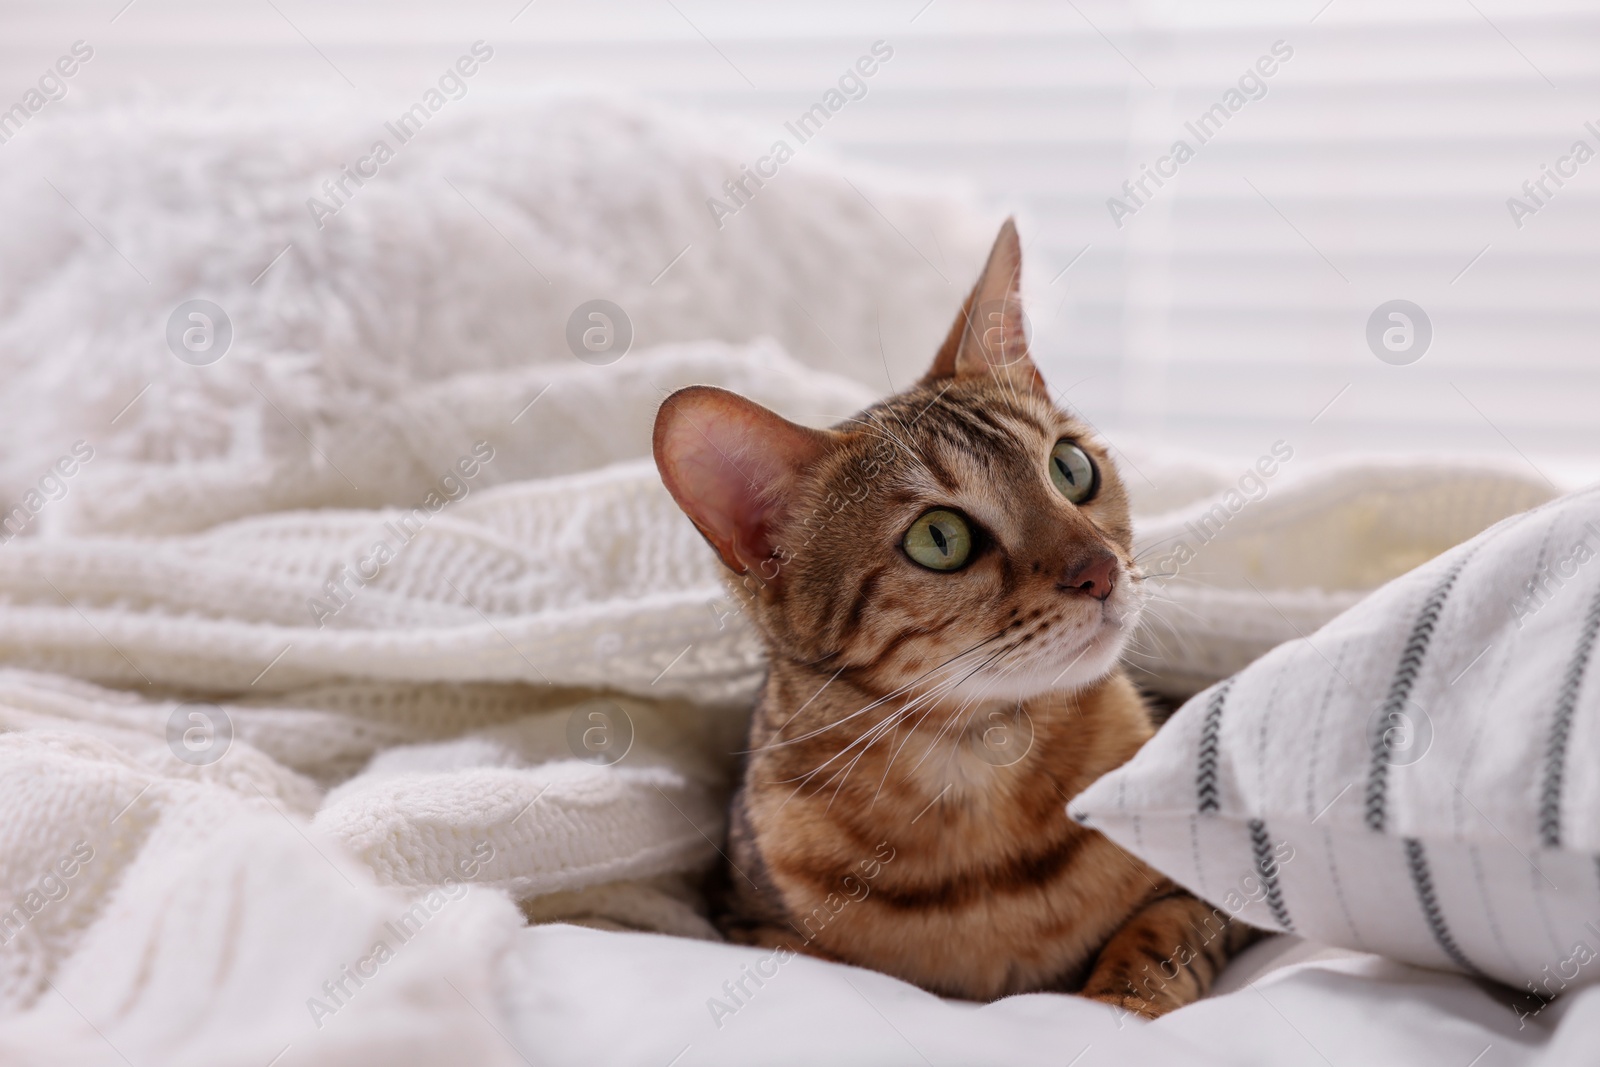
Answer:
[938, 598, 1142, 704]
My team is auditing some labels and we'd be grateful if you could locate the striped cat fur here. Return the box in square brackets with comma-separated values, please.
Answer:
[654, 220, 1253, 1015]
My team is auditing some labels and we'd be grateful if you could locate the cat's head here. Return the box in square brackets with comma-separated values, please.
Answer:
[654, 220, 1140, 702]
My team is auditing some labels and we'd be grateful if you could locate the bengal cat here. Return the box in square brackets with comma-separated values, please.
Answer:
[652, 220, 1250, 1017]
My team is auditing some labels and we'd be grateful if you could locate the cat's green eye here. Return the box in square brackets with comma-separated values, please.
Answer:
[902, 509, 973, 572]
[1050, 440, 1098, 504]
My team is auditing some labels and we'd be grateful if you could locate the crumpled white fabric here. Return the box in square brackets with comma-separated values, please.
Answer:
[0, 91, 1569, 1066]
[0, 92, 985, 1064]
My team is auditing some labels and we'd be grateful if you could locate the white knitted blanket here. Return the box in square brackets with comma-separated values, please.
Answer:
[0, 93, 995, 1066]
[0, 96, 1562, 1065]
[0, 339, 880, 1066]
[0, 383, 1554, 1065]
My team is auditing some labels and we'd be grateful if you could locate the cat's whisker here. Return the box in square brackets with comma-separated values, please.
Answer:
[769, 655, 984, 807]
[876, 693, 961, 805]
[775, 717, 899, 808]
[791, 641, 1010, 808]
[1126, 601, 1203, 659]
[1146, 591, 1207, 618]
[801, 678, 967, 812]
[937, 651, 1034, 777]
[753, 630, 1010, 752]
[762, 676, 953, 763]
[761, 664, 848, 745]
[825, 415, 912, 462]
[852, 677, 976, 811]
[1118, 626, 1166, 658]
[824, 713, 918, 814]
[819, 729, 896, 811]
[1130, 532, 1199, 565]
[866, 675, 980, 811]
[865, 714, 916, 812]
[807, 649, 995, 786]
[896, 643, 1018, 780]
[1121, 620, 1206, 678]
[755, 671, 933, 755]
[864, 410, 926, 470]
[1044, 638, 1096, 689]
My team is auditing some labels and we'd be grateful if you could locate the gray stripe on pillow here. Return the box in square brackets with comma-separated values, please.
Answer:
[1187, 813, 1210, 898]
[1468, 843, 1523, 979]
[1248, 817, 1293, 932]
[1366, 559, 1471, 832]
[1322, 825, 1364, 948]
[1404, 837, 1486, 978]
[1303, 646, 1347, 821]
[1197, 681, 1232, 814]
[1539, 584, 1600, 847]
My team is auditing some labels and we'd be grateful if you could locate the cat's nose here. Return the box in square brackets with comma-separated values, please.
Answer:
[1059, 551, 1116, 601]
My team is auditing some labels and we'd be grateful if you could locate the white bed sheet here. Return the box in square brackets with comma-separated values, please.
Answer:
[500, 925, 1596, 1066]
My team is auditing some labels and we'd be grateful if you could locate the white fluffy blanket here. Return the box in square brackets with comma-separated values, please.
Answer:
[0, 96, 1560, 1064]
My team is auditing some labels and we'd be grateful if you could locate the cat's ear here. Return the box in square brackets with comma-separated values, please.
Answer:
[654, 385, 833, 576]
[925, 218, 1044, 392]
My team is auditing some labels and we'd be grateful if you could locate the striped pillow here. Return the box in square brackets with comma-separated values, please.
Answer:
[1072, 484, 1600, 999]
